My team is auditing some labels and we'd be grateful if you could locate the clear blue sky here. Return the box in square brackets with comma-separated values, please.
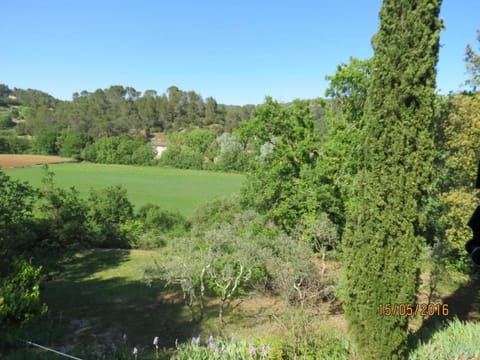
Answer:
[1, 0, 479, 105]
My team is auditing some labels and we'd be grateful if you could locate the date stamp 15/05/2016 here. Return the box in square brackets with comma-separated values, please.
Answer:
[378, 303, 449, 317]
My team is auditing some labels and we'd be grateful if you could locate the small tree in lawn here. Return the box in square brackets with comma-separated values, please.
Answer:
[203, 222, 261, 326]
[146, 236, 208, 322]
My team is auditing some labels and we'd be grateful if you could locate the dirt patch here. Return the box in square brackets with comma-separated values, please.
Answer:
[0, 154, 75, 169]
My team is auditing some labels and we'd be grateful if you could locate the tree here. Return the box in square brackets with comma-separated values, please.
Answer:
[37, 166, 91, 250]
[319, 58, 371, 232]
[342, 1, 443, 359]
[0, 172, 38, 257]
[239, 98, 326, 242]
[159, 129, 218, 170]
[465, 30, 480, 91]
[440, 92, 480, 271]
[0, 172, 45, 332]
[0, 259, 47, 331]
[88, 185, 134, 248]
[33, 127, 61, 155]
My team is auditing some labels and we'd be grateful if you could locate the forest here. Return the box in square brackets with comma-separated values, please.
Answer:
[2, 0, 480, 359]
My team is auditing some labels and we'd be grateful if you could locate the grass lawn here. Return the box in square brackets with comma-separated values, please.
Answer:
[13, 249, 345, 360]
[4, 163, 245, 217]
[17, 249, 193, 359]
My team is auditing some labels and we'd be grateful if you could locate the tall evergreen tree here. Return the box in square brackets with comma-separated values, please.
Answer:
[342, 1, 442, 359]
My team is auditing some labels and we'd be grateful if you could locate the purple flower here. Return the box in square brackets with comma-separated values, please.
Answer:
[261, 344, 268, 358]
[192, 336, 200, 346]
[249, 344, 257, 356]
[208, 335, 214, 344]
[221, 343, 227, 354]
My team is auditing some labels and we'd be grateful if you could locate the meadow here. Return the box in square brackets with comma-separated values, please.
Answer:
[4, 162, 245, 217]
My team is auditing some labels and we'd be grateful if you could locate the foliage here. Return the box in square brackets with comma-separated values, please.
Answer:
[0, 171, 38, 257]
[409, 318, 480, 360]
[133, 203, 190, 248]
[0, 135, 31, 154]
[322, 57, 371, 232]
[294, 212, 339, 252]
[192, 196, 242, 230]
[202, 216, 264, 325]
[57, 129, 91, 159]
[81, 135, 154, 165]
[342, 1, 443, 359]
[0, 259, 47, 331]
[0, 113, 16, 129]
[148, 211, 269, 325]
[35, 165, 91, 251]
[87, 185, 135, 248]
[239, 98, 327, 241]
[214, 132, 252, 172]
[325, 57, 371, 124]
[465, 29, 480, 91]
[33, 127, 61, 155]
[173, 336, 269, 360]
[267, 328, 351, 360]
[159, 129, 218, 170]
[440, 93, 480, 272]
[262, 233, 315, 305]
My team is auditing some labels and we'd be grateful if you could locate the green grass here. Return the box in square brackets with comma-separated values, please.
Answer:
[4, 163, 245, 217]
[15, 249, 192, 359]
[409, 318, 480, 359]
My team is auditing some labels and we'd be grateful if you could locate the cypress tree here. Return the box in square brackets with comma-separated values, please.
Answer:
[342, 1, 442, 359]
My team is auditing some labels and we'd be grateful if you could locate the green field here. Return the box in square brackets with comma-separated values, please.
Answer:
[4, 163, 245, 217]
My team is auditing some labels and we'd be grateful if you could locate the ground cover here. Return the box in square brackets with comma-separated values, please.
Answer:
[4, 162, 245, 216]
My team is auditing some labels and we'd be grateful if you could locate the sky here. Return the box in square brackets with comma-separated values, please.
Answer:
[1, 1, 479, 105]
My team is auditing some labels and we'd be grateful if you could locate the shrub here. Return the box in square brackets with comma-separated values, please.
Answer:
[37, 170, 91, 251]
[87, 185, 134, 248]
[159, 129, 218, 170]
[136, 203, 190, 238]
[81, 136, 154, 165]
[0, 113, 15, 129]
[0, 259, 47, 332]
[0, 135, 31, 154]
[409, 318, 480, 360]
[192, 196, 241, 230]
[33, 128, 61, 155]
[173, 335, 270, 360]
[57, 130, 90, 159]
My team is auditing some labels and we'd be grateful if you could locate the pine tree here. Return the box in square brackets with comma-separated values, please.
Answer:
[342, 1, 442, 359]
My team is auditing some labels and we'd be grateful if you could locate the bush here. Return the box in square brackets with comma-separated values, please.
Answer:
[159, 129, 218, 170]
[33, 128, 61, 155]
[81, 136, 154, 165]
[136, 204, 190, 238]
[0, 113, 15, 129]
[409, 318, 480, 360]
[87, 185, 135, 248]
[57, 130, 90, 159]
[173, 335, 270, 360]
[214, 132, 251, 172]
[268, 332, 350, 360]
[192, 196, 242, 230]
[36, 168, 91, 251]
[0, 135, 31, 154]
[0, 259, 47, 332]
